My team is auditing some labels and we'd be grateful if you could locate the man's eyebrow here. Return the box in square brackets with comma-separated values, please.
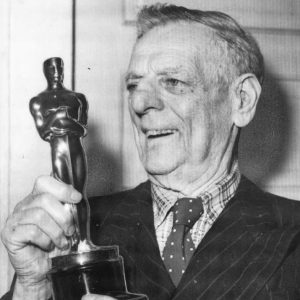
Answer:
[124, 73, 143, 82]
[125, 67, 185, 81]
[158, 67, 180, 73]
[157, 71, 180, 76]
[156, 67, 187, 77]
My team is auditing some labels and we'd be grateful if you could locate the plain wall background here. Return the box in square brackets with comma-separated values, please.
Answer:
[0, 0, 299, 296]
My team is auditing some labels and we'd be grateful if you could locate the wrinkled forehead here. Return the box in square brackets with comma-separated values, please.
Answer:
[128, 22, 213, 73]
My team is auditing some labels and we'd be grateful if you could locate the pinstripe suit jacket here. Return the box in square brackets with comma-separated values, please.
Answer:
[89, 176, 300, 300]
[2, 176, 300, 300]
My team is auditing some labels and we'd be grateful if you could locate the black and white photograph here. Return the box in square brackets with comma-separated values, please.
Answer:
[0, 1, 300, 299]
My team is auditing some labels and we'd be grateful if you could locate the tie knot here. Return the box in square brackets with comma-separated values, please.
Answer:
[172, 197, 203, 228]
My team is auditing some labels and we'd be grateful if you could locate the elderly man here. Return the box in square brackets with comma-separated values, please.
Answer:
[2, 4, 300, 300]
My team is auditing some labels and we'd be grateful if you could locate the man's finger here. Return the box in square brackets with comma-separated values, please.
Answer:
[81, 295, 117, 300]
[32, 175, 82, 203]
[17, 193, 75, 237]
[2, 223, 53, 252]
[7, 208, 69, 250]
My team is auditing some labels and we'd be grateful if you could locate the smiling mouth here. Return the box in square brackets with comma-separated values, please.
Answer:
[146, 129, 177, 139]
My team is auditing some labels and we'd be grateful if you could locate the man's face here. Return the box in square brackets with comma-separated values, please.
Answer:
[126, 22, 234, 187]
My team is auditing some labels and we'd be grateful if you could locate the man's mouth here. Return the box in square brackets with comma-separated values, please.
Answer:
[146, 129, 177, 139]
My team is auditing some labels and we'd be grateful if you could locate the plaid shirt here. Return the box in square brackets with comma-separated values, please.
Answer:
[152, 160, 241, 255]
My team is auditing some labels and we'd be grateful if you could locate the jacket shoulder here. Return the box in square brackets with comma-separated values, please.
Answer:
[89, 181, 150, 206]
[88, 181, 150, 222]
[265, 192, 300, 226]
[238, 176, 300, 226]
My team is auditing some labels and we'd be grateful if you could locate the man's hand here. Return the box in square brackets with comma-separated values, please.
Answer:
[81, 295, 117, 300]
[1, 175, 82, 300]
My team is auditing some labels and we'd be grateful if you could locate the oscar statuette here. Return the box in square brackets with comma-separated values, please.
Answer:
[29, 57, 147, 300]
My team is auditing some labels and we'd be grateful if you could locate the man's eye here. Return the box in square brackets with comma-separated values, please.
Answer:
[165, 78, 181, 87]
[161, 78, 187, 94]
[126, 83, 138, 93]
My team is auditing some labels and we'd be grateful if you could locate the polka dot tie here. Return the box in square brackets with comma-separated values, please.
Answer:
[162, 197, 203, 286]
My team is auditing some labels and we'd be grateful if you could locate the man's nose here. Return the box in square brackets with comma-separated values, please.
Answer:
[129, 82, 164, 116]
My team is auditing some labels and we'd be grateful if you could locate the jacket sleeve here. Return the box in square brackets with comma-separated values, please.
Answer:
[0, 275, 15, 300]
[0, 291, 13, 300]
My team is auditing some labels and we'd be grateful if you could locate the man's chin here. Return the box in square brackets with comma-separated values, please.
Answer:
[143, 159, 179, 176]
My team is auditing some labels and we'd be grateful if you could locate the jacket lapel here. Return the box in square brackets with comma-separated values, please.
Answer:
[132, 183, 175, 298]
[173, 177, 300, 300]
[94, 182, 175, 299]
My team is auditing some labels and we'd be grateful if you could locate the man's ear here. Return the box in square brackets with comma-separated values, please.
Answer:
[231, 73, 262, 128]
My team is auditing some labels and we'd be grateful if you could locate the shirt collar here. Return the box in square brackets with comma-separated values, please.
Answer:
[151, 160, 241, 228]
